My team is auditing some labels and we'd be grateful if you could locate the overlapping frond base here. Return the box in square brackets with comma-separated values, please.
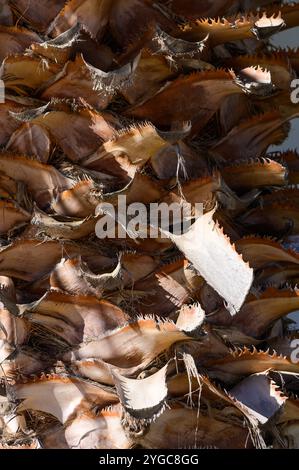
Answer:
[0, 0, 299, 450]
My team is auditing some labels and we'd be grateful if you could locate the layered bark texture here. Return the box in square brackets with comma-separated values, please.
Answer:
[0, 0, 299, 449]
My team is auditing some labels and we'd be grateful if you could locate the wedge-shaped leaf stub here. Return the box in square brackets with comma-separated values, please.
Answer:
[31, 24, 81, 63]
[220, 159, 287, 191]
[235, 66, 275, 96]
[0, 200, 31, 235]
[47, 0, 112, 38]
[236, 236, 299, 269]
[151, 26, 208, 59]
[6, 123, 52, 163]
[66, 318, 189, 371]
[252, 12, 285, 39]
[41, 54, 140, 109]
[0, 26, 41, 63]
[112, 364, 169, 420]
[206, 348, 299, 384]
[168, 210, 253, 315]
[15, 374, 118, 424]
[64, 406, 132, 449]
[24, 290, 128, 345]
[140, 404, 252, 449]
[83, 123, 169, 171]
[232, 288, 299, 337]
[0, 239, 101, 281]
[0, 153, 73, 208]
[176, 303, 205, 333]
[0, 350, 46, 380]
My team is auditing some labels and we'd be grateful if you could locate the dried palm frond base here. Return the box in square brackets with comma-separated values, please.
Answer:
[1, 0, 299, 449]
